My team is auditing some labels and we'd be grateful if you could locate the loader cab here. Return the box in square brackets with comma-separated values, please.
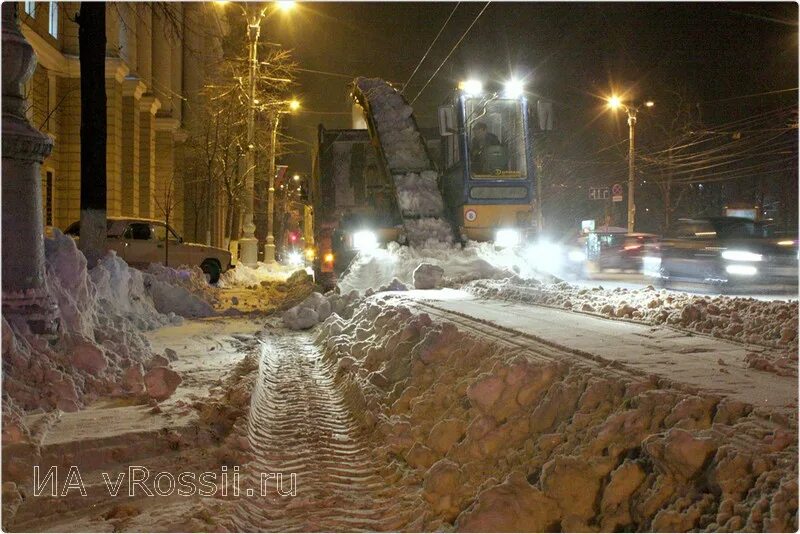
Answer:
[438, 83, 536, 243]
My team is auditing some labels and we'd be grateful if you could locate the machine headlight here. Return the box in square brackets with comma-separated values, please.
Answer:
[503, 78, 524, 98]
[524, 241, 563, 273]
[323, 253, 335, 264]
[495, 228, 521, 248]
[567, 250, 587, 263]
[458, 79, 483, 96]
[352, 230, 378, 251]
[287, 252, 303, 266]
[642, 256, 662, 277]
[726, 264, 758, 276]
[721, 250, 762, 262]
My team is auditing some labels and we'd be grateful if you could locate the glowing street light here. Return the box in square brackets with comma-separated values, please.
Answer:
[276, 1, 296, 12]
[289, 99, 300, 111]
[605, 95, 654, 232]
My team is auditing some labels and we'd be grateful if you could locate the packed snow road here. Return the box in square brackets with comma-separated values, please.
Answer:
[223, 331, 420, 532]
[395, 289, 797, 414]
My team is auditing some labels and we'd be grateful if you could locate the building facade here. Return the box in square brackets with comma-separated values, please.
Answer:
[20, 1, 224, 237]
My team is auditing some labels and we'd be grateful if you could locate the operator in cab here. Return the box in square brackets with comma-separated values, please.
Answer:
[470, 122, 501, 174]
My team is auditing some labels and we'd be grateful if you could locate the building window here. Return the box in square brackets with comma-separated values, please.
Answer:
[24, 1, 36, 16]
[48, 1, 58, 38]
[45, 171, 54, 227]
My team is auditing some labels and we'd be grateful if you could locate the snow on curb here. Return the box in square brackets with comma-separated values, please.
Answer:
[2, 231, 216, 425]
[316, 296, 798, 531]
[466, 279, 798, 376]
[218, 261, 306, 288]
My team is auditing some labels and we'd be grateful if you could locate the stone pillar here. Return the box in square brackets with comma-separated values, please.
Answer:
[151, 9, 172, 115]
[136, 4, 152, 88]
[121, 78, 144, 216]
[118, 2, 137, 72]
[105, 59, 128, 217]
[153, 117, 178, 224]
[138, 95, 159, 217]
[1, 3, 58, 334]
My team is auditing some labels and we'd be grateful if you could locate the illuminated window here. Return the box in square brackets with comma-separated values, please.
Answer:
[24, 1, 36, 16]
[48, 1, 58, 38]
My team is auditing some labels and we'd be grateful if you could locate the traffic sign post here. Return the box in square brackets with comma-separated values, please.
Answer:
[612, 183, 623, 202]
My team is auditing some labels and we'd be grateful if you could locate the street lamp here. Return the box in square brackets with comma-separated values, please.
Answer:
[265, 99, 300, 263]
[606, 95, 654, 232]
[215, 1, 295, 266]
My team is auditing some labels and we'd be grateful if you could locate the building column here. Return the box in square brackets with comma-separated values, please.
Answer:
[153, 117, 178, 225]
[138, 95, 159, 217]
[105, 59, 128, 217]
[121, 78, 145, 216]
[1, 3, 58, 334]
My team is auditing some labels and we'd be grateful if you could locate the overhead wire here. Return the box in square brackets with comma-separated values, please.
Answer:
[409, 2, 491, 105]
[401, 2, 461, 94]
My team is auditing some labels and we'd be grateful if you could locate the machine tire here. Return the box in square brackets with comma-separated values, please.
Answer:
[201, 259, 222, 284]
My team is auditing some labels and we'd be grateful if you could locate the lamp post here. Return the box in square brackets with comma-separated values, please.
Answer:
[265, 99, 299, 263]
[215, 1, 295, 266]
[607, 96, 654, 232]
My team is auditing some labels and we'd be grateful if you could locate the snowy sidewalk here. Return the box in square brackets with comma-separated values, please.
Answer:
[396, 290, 798, 414]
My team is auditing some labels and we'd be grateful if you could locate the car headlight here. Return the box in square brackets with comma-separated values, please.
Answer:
[495, 228, 521, 248]
[567, 250, 586, 262]
[726, 264, 757, 276]
[721, 250, 762, 262]
[287, 252, 303, 265]
[352, 230, 378, 251]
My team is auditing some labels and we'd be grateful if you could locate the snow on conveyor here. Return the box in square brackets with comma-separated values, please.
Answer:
[353, 78, 454, 246]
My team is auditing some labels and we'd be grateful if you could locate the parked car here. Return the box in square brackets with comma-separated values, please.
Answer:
[647, 217, 798, 289]
[64, 217, 232, 283]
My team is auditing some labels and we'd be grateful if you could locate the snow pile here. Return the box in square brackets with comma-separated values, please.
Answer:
[218, 261, 303, 288]
[2, 231, 184, 420]
[413, 263, 444, 289]
[282, 290, 361, 330]
[143, 263, 216, 318]
[395, 171, 444, 217]
[337, 241, 527, 294]
[354, 77, 454, 246]
[467, 279, 798, 375]
[318, 297, 798, 531]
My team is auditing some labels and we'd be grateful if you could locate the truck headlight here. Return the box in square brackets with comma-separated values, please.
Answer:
[495, 228, 521, 248]
[352, 230, 378, 251]
[525, 241, 563, 273]
[721, 250, 762, 262]
[287, 252, 303, 265]
[567, 250, 586, 262]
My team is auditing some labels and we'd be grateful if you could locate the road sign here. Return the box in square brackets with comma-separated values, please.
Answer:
[612, 183, 623, 202]
[589, 187, 610, 200]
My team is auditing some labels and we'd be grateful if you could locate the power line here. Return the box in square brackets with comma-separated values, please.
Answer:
[401, 2, 460, 94]
[701, 87, 798, 104]
[409, 2, 491, 105]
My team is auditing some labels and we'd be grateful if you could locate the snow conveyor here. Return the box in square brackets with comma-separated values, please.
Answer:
[353, 78, 455, 247]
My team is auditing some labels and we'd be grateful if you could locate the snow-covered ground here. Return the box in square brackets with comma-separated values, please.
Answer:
[317, 295, 798, 531]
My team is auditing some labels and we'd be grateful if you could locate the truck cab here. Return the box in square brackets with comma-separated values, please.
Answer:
[437, 81, 537, 245]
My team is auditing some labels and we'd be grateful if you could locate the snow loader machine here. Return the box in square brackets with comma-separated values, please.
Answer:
[310, 77, 537, 288]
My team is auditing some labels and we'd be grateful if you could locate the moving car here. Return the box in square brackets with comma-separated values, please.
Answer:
[594, 232, 658, 272]
[646, 217, 798, 289]
[64, 217, 232, 283]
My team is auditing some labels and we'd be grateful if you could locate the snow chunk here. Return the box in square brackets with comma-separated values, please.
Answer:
[413, 263, 444, 289]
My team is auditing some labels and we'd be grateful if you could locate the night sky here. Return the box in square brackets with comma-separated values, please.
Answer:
[265, 2, 797, 178]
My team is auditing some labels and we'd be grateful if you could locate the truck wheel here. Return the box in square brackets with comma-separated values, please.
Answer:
[201, 259, 222, 284]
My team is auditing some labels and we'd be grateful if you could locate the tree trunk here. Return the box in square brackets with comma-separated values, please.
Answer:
[77, 3, 107, 268]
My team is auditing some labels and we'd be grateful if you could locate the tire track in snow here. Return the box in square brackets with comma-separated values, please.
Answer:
[226, 333, 419, 532]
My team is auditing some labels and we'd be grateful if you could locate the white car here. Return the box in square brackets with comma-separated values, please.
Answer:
[64, 217, 232, 283]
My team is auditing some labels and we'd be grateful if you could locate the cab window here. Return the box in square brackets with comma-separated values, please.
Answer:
[465, 98, 527, 179]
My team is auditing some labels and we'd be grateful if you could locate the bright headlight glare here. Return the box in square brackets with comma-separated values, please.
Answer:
[352, 230, 378, 251]
[495, 228, 521, 248]
[721, 250, 762, 262]
[525, 241, 563, 273]
[504, 79, 524, 98]
[567, 250, 586, 262]
[459, 79, 483, 96]
[726, 264, 757, 276]
[642, 256, 662, 277]
[287, 252, 303, 265]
